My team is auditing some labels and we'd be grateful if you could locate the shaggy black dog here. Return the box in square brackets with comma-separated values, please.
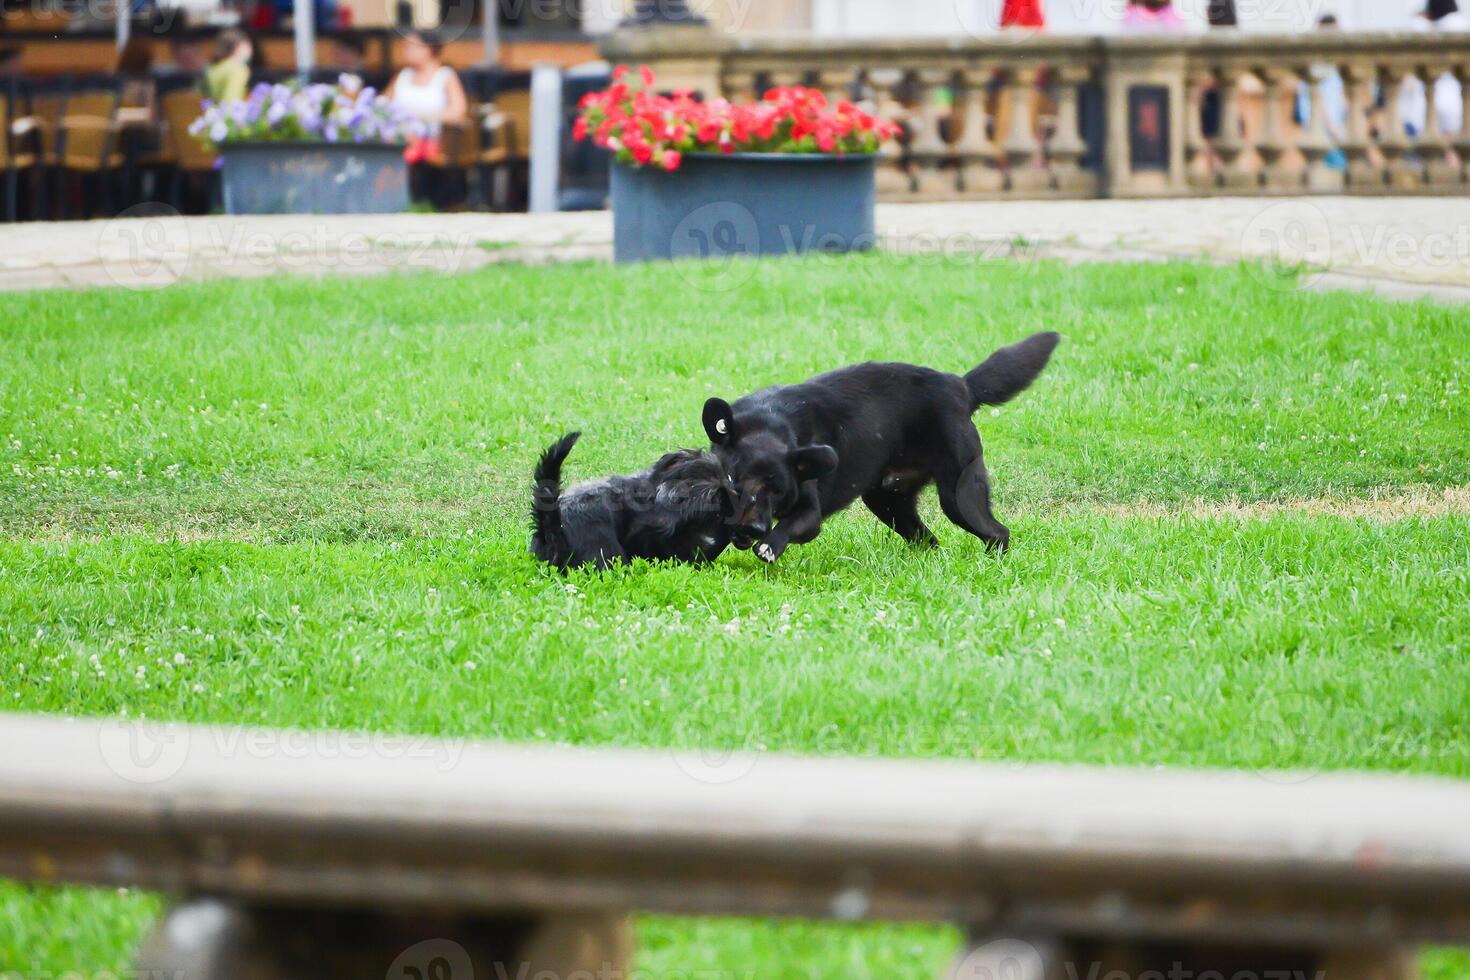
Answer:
[703, 331, 1060, 563]
[530, 432, 735, 571]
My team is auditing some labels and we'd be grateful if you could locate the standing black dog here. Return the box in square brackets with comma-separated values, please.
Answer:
[703, 331, 1060, 563]
[531, 432, 736, 571]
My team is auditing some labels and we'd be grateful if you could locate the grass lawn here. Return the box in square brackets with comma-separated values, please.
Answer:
[2, 254, 1468, 978]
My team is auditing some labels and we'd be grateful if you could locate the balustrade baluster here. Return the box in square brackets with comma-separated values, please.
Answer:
[1003, 66, 1049, 194]
[1216, 67, 1257, 190]
[1339, 62, 1380, 192]
[1184, 69, 1212, 190]
[1423, 61, 1461, 191]
[1456, 65, 1470, 188]
[1049, 65, 1095, 196]
[1379, 64, 1419, 190]
[720, 68, 761, 104]
[1257, 68, 1297, 191]
[867, 69, 914, 196]
[1298, 63, 1343, 193]
[907, 68, 959, 196]
[956, 67, 1004, 197]
[817, 67, 858, 107]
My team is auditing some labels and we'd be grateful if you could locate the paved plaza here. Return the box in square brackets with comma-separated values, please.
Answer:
[3, 197, 1468, 302]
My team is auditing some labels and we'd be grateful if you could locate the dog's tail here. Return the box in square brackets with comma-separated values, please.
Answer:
[964, 331, 1061, 411]
[531, 431, 580, 567]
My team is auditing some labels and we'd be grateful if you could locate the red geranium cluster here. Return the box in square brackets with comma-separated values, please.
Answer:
[573, 65, 900, 172]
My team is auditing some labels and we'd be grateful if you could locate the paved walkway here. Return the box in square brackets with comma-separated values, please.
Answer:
[3, 198, 1468, 301]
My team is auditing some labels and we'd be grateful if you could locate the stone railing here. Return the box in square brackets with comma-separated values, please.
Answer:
[600, 28, 1470, 200]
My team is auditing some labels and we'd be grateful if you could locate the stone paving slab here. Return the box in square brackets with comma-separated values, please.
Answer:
[1, 198, 1466, 300]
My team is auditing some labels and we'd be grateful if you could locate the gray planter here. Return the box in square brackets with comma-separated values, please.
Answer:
[220, 141, 410, 215]
[611, 153, 876, 264]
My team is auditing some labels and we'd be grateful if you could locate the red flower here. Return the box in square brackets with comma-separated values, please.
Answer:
[572, 68, 900, 172]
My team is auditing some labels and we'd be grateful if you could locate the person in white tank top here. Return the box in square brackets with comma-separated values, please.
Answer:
[387, 30, 467, 139]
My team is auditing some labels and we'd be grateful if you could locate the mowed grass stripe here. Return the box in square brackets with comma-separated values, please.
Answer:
[5, 485, 1470, 544]
[5, 513, 1467, 776]
[3, 258, 1467, 541]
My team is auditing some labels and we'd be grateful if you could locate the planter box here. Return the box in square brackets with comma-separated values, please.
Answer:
[220, 141, 410, 216]
[611, 153, 876, 264]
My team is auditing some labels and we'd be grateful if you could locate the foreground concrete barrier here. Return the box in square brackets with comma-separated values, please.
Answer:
[2, 712, 1468, 978]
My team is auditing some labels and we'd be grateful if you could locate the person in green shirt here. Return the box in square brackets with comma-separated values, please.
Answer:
[205, 29, 252, 104]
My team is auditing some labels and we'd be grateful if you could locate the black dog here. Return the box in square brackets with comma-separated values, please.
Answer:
[530, 432, 735, 571]
[703, 331, 1060, 563]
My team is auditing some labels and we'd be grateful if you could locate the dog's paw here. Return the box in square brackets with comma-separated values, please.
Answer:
[755, 542, 778, 564]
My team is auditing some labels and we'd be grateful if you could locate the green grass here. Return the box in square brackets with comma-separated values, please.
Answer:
[2, 255, 1468, 978]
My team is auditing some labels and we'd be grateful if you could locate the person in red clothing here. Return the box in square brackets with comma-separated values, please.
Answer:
[1000, 0, 1045, 28]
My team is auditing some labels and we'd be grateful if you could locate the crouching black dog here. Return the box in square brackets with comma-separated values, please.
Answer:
[704, 331, 1060, 563]
[530, 431, 736, 571]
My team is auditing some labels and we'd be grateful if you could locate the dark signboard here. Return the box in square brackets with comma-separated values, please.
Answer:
[1128, 86, 1170, 172]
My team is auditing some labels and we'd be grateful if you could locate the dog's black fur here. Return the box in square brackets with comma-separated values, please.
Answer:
[703, 331, 1060, 563]
[530, 432, 736, 571]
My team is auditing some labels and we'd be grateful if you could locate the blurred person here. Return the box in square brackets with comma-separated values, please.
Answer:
[1419, 0, 1469, 28]
[1198, 0, 1237, 169]
[1121, 0, 1188, 32]
[990, 0, 1046, 170]
[387, 29, 467, 205]
[116, 36, 157, 117]
[329, 34, 368, 93]
[0, 46, 22, 82]
[1295, 15, 1349, 170]
[1399, 0, 1467, 139]
[166, 34, 208, 75]
[388, 29, 467, 140]
[205, 29, 253, 104]
[1422, 0, 1467, 137]
[999, 0, 1044, 29]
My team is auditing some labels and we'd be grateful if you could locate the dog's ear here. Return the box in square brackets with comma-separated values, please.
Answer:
[791, 444, 838, 481]
[703, 398, 736, 445]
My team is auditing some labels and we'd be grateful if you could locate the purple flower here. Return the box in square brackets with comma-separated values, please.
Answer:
[190, 80, 416, 147]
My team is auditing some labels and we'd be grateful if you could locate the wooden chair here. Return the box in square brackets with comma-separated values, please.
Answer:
[5, 81, 60, 220]
[159, 88, 217, 213]
[1, 94, 42, 221]
[482, 87, 529, 211]
[27, 86, 66, 165]
[430, 111, 480, 210]
[56, 86, 124, 217]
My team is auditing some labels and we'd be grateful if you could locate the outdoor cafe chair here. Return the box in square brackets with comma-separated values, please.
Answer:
[2, 93, 43, 221]
[483, 86, 530, 211]
[159, 87, 217, 213]
[55, 82, 125, 218]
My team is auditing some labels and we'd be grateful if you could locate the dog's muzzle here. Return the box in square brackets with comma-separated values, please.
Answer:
[729, 524, 768, 550]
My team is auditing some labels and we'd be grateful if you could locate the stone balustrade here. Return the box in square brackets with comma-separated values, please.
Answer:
[600, 28, 1470, 200]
